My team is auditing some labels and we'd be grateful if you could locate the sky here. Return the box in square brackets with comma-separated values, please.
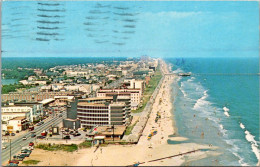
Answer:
[1, 1, 259, 58]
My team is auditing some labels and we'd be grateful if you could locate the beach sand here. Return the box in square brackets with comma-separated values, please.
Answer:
[21, 60, 220, 166]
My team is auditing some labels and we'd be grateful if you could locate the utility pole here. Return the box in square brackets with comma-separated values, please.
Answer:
[112, 124, 114, 141]
[9, 139, 11, 161]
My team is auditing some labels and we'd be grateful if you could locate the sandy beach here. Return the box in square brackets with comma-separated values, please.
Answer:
[21, 60, 220, 166]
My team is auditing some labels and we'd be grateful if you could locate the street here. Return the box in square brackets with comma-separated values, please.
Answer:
[1, 111, 67, 164]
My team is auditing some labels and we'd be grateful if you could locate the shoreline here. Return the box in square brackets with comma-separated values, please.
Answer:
[21, 59, 220, 166]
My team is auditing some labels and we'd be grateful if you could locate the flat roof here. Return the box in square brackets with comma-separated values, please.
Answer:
[99, 92, 131, 95]
[77, 102, 107, 107]
[2, 105, 33, 108]
[100, 88, 141, 91]
[39, 98, 55, 105]
[96, 125, 126, 135]
[9, 116, 26, 121]
[84, 97, 113, 101]
[54, 96, 75, 100]
[94, 136, 105, 140]
[2, 112, 30, 115]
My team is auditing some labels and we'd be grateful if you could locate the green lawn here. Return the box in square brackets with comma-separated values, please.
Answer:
[22, 160, 41, 165]
[2, 83, 36, 94]
[78, 141, 92, 149]
[125, 121, 138, 135]
[132, 66, 162, 113]
[35, 143, 78, 152]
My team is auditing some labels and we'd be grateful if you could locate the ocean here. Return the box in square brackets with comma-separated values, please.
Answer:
[167, 57, 259, 166]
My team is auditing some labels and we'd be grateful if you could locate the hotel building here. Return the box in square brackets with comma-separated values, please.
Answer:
[77, 96, 130, 128]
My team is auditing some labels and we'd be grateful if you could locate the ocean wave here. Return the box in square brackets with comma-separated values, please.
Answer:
[226, 139, 248, 166]
[187, 77, 195, 82]
[180, 82, 188, 97]
[223, 107, 230, 117]
[232, 152, 249, 166]
[180, 87, 187, 97]
[219, 124, 224, 130]
[223, 107, 229, 112]
[193, 90, 209, 110]
[240, 122, 245, 129]
[172, 68, 183, 73]
[244, 130, 260, 162]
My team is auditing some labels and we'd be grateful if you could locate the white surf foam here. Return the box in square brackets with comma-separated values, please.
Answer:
[180, 82, 187, 97]
[224, 111, 230, 117]
[219, 124, 224, 130]
[232, 152, 249, 166]
[172, 68, 183, 74]
[244, 130, 260, 162]
[223, 107, 229, 112]
[240, 122, 245, 129]
[193, 90, 208, 110]
[223, 107, 230, 117]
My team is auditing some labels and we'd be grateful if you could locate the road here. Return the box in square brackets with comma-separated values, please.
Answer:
[105, 74, 131, 89]
[1, 111, 67, 164]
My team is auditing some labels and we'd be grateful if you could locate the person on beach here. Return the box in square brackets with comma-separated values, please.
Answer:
[201, 132, 204, 139]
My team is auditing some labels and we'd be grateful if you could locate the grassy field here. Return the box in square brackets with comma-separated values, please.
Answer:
[78, 141, 92, 149]
[132, 66, 162, 113]
[35, 143, 78, 152]
[35, 141, 95, 152]
[125, 120, 138, 135]
[22, 160, 41, 165]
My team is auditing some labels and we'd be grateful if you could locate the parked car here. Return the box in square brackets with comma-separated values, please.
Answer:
[63, 135, 71, 139]
[36, 136, 45, 139]
[22, 137, 27, 140]
[17, 154, 26, 158]
[22, 146, 33, 151]
[11, 133, 15, 136]
[8, 160, 19, 164]
[29, 142, 34, 146]
[73, 133, 81, 137]
[13, 155, 24, 161]
[7, 163, 18, 166]
[21, 153, 30, 157]
[21, 149, 31, 154]
[59, 114, 62, 117]
[31, 134, 36, 138]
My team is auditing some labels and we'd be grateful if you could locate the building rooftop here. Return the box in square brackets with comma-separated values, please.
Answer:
[77, 102, 107, 107]
[96, 125, 126, 135]
[2, 105, 33, 108]
[39, 98, 55, 105]
[54, 96, 75, 100]
[84, 97, 113, 101]
[9, 116, 26, 121]
[2, 112, 30, 115]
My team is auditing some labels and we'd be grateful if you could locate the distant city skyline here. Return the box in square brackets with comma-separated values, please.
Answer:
[2, 1, 259, 58]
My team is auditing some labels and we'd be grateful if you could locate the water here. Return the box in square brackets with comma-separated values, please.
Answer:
[167, 57, 259, 166]
[1, 78, 19, 85]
